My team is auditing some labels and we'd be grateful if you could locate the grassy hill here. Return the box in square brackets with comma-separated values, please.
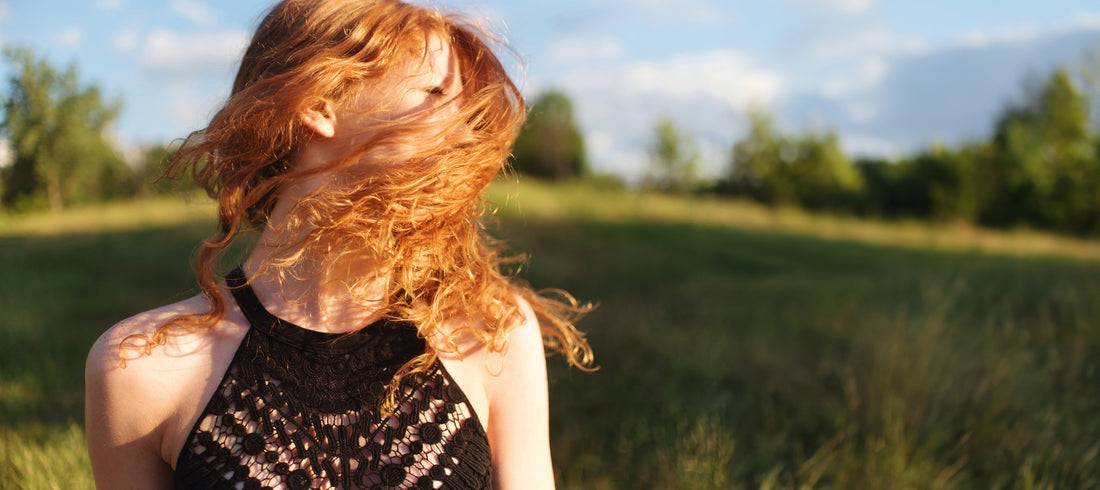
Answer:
[2, 180, 1099, 488]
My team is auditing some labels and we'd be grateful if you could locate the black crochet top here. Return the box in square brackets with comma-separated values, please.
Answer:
[174, 268, 492, 489]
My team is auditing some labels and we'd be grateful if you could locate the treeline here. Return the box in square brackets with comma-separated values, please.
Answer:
[721, 66, 1100, 236]
[514, 56, 1100, 236]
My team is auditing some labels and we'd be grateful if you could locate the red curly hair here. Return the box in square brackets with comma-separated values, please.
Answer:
[122, 0, 594, 406]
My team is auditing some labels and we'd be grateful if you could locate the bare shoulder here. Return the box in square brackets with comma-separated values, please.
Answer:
[481, 294, 546, 400]
[432, 294, 541, 360]
[432, 295, 545, 418]
[483, 295, 555, 489]
[417, 295, 556, 488]
[85, 291, 249, 486]
[88, 294, 212, 369]
[86, 293, 246, 394]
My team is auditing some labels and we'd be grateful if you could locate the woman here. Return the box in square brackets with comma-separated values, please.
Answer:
[84, 1, 593, 488]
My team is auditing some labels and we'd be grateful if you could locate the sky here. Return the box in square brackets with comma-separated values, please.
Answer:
[1, 0, 1099, 182]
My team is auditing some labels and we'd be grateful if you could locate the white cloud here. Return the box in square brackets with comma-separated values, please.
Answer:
[1073, 12, 1100, 30]
[809, 25, 926, 62]
[96, 0, 125, 10]
[818, 0, 872, 14]
[939, 13, 1100, 51]
[619, 51, 785, 110]
[545, 37, 624, 64]
[137, 29, 247, 132]
[171, 0, 218, 27]
[0, 1, 7, 23]
[57, 26, 83, 47]
[165, 88, 224, 129]
[845, 101, 877, 123]
[448, 4, 511, 34]
[543, 50, 781, 180]
[112, 28, 139, 52]
[822, 58, 887, 98]
[955, 24, 1040, 49]
[140, 29, 249, 75]
[784, 19, 1100, 160]
[611, 0, 734, 25]
[783, 0, 873, 15]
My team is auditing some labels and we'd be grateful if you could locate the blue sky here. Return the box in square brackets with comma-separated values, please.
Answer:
[2, 0, 1099, 181]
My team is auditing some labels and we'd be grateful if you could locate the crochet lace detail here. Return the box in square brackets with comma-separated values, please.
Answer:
[174, 268, 492, 489]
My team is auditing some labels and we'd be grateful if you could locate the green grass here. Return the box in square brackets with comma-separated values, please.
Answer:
[3, 181, 1100, 488]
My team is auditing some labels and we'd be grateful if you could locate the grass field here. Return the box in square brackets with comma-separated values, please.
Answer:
[2, 180, 1100, 489]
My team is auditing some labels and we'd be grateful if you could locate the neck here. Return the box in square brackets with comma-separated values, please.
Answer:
[242, 181, 389, 334]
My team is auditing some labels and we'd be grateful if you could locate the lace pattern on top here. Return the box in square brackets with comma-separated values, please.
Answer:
[174, 268, 492, 489]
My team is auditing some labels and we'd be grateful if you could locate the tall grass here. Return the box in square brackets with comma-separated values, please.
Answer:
[0, 423, 93, 489]
[2, 181, 1100, 488]
[494, 181, 1100, 488]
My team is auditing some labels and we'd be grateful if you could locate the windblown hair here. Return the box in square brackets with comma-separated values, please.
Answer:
[123, 0, 594, 406]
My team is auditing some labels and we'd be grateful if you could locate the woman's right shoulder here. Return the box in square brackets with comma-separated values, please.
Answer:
[86, 291, 252, 403]
[87, 294, 229, 373]
[86, 294, 233, 418]
[85, 292, 250, 476]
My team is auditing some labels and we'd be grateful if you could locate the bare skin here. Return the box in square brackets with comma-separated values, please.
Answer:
[85, 34, 555, 489]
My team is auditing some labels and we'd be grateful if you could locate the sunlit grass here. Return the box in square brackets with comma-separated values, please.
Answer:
[0, 423, 93, 490]
[4, 180, 1098, 263]
[0, 193, 215, 238]
[488, 179, 1100, 261]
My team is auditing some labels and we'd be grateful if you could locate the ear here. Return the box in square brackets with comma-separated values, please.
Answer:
[299, 100, 337, 138]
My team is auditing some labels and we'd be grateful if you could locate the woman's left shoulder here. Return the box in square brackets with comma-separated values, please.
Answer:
[432, 295, 555, 487]
[483, 295, 556, 488]
[480, 294, 547, 406]
[432, 294, 547, 419]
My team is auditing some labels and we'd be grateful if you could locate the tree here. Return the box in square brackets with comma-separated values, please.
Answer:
[726, 109, 787, 203]
[867, 145, 971, 220]
[1, 47, 129, 210]
[511, 89, 587, 180]
[725, 109, 862, 210]
[644, 116, 699, 193]
[1078, 44, 1100, 132]
[983, 68, 1098, 232]
[128, 142, 180, 195]
[788, 129, 862, 209]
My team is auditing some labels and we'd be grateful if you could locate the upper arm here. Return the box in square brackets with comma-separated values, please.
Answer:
[482, 298, 555, 489]
[85, 323, 175, 489]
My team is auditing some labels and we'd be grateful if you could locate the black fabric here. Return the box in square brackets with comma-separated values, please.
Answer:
[174, 267, 492, 489]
